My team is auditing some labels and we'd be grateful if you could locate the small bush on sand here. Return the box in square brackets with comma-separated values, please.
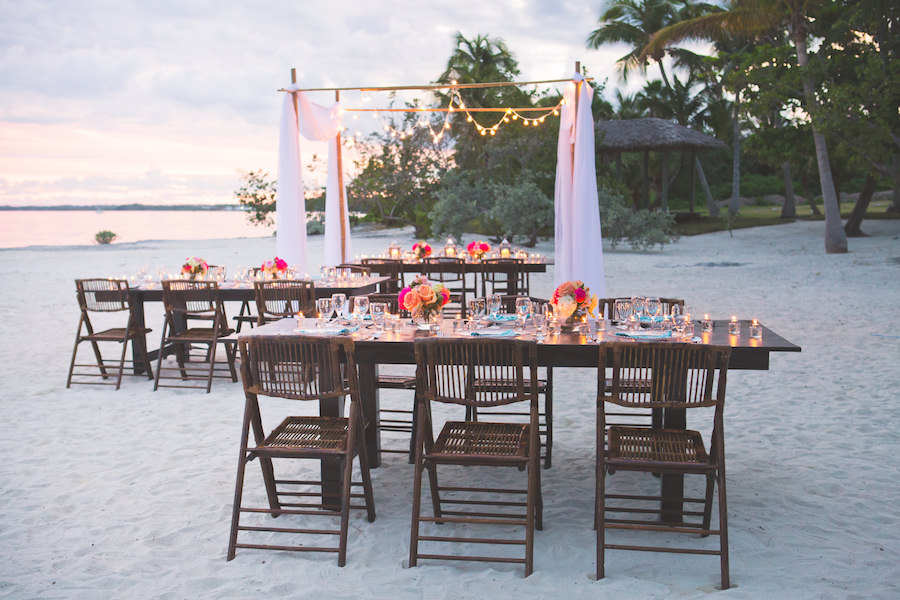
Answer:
[95, 230, 118, 245]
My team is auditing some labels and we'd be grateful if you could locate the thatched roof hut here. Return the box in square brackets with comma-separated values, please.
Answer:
[595, 118, 725, 152]
[594, 118, 725, 213]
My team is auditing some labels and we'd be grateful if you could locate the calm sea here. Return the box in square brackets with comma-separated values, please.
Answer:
[0, 210, 270, 249]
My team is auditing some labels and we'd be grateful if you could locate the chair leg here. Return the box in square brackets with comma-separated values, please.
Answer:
[114, 337, 129, 390]
[717, 466, 730, 589]
[425, 462, 442, 523]
[356, 426, 377, 523]
[597, 463, 606, 581]
[409, 422, 426, 568]
[205, 341, 218, 393]
[89, 339, 108, 379]
[224, 341, 238, 382]
[525, 454, 538, 577]
[337, 454, 355, 567]
[66, 320, 83, 388]
[153, 320, 169, 391]
[534, 454, 543, 531]
[227, 403, 254, 561]
[543, 370, 553, 469]
[702, 472, 715, 534]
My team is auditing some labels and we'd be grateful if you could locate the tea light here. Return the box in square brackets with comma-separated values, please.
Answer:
[702, 314, 713, 333]
[453, 313, 462, 332]
[444, 237, 457, 257]
[499, 238, 511, 258]
[388, 240, 402, 259]
[728, 315, 741, 336]
[749, 319, 762, 340]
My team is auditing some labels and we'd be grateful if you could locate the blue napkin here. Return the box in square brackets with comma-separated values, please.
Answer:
[615, 330, 673, 340]
[297, 325, 360, 336]
[468, 328, 519, 338]
[639, 316, 665, 324]
[486, 314, 518, 323]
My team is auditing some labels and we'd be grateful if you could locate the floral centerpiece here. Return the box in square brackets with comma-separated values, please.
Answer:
[261, 256, 288, 278]
[550, 280, 598, 329]
[182, 257, 208, 279]
[466, 240, 491, 260]
[399, 275, 450, 324]
[412, 241, 432, 260]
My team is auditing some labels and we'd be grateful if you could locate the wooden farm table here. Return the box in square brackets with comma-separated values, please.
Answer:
[127, 276, 389, 367]
[240, 318, 799, 519]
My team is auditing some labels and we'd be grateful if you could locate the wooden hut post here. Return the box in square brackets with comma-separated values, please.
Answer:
[335, 90, 347, 262]
[689, 149, 696, 213]
[661, 151, 669, 210]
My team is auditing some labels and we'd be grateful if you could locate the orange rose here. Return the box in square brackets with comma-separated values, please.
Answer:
[403, 290, 421, 310]
[557, 281, 576, 298]
[417, 284, 436, 305]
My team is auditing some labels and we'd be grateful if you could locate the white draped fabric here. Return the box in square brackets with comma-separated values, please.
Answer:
[554, 75, 606, 299]
[276, 86, 349, 270]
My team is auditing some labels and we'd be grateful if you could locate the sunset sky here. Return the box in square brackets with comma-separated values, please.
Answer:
[1, 0, 640, 207]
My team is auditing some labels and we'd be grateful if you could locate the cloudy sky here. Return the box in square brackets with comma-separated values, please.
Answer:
[1, 0, 636, 207]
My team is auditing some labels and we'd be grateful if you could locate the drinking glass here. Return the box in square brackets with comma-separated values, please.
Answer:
[515, 296, 532, 330]
[614, 298, 633, 324]
[487, 294, 502, 319]
[317, 297, 333, 321]
[351, 295, 369, 325]
[532, 312, 546, 341]
[469, 299, 485, 322]
[332, 293, 347, 321]
[370, 302, 386, 332]
[542, 302, 553, 320]
[632, 296, 646, 319]
[644, 297, 661, 319]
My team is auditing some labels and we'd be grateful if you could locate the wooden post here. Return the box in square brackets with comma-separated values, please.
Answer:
[689, 149, 696, 213]
[335, 90, 347, 263]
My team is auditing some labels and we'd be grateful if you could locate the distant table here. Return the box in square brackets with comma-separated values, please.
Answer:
[128, 276, 389, 366]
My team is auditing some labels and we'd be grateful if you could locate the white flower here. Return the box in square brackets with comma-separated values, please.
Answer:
[556, 295, 577, 320]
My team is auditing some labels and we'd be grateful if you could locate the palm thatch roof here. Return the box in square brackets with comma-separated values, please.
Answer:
[594, 118, 725, 152]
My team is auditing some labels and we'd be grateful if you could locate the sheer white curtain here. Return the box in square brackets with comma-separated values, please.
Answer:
[554, 75, 606, 298]
[276, 86, 350, 270]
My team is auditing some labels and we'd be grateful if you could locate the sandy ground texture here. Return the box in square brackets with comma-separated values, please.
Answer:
[1, 220, 898, 599]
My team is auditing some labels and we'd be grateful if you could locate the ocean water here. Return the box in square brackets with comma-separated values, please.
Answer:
[0, 210, 270, 249]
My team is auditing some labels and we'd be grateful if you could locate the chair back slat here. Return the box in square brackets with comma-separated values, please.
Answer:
[241, 335, 351, 402]
[416, 338, 535, 408]
[603, 342, 729, 409]
[361, 258, 404, 292]
[162, 280, 218, 314]
[76, 279, 130, 312]
[481, 258, 526, 296]
[254, 280, 315, 322]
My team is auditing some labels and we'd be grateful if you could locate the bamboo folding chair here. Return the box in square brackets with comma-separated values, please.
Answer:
[227, 335, 376, 566]
[468, 295, 554, 468]
[361, 258, 405, 293]
[66, 278, 154, 390]
[410, 338, 542, 576]
[596, 342, 731, 589]
[480, 258, 528, 297]
[254, 280, 316, 326]
[421, 257, 473, 317]
[153, 280, 238, 393]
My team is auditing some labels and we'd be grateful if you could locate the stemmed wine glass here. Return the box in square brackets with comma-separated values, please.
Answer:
[631, 296, 646, 320]
[487, 294, 502, 321]
[644, 297, 661, 322]
[614, 298, 633, 324]
[370, 302, 386, 333]
[331, 293, 347, 322]
[469, 298, 485, 324]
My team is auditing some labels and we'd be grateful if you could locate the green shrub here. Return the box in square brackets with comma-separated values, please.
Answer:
[599, 187, 678, 250]
[95, 230, 118, 245]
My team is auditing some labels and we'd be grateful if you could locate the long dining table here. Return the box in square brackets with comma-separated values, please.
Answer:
[240, 317, 800, 520]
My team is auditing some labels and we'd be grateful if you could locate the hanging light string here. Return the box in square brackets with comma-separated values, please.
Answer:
[345, 84, 566, 143]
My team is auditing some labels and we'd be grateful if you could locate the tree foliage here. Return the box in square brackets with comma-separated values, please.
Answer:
[234, 169, 277, 227]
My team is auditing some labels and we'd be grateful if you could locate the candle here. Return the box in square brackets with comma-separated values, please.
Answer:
[728, 315, 741, 336]
[750, 319, 762, 340]
[702, 313, 713, 333]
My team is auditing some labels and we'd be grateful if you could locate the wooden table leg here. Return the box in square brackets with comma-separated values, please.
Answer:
[660, 406, 686, 523]
[356, 360, 382, 468]
[320, 396, 346, 511]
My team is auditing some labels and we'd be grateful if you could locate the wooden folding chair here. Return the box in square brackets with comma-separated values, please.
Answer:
[153, 280, 237, 393]
[227, 335, 376, 565]
[66, 278, 153, 390]
[597, 342, 731, 589]
[410, 337, 542, 576]
[254, 280, 316, 326]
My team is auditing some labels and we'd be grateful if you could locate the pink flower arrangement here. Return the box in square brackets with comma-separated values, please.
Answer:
[261, 256, 288, 277]
[399, 275, 450, 320]
[412, 241, 432, 260]
[182, 257, 208, 277]
[466, 240, 491, 260]
[550, 280, 597, 321]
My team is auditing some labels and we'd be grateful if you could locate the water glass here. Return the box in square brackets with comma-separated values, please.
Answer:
[532, 313, 546, 341]
[515, 296, 532, 330]
[631, 296, 646, 319]
[317, 297, 333, 321]
[644, 297, 661, 319]
[370, 302, 386, 332]
[331, 293, 347, 321]
[351, 295, 369, 325]
[487, 294, 502, 319]
[614, 298, 633, 323]
[469, 298, 486, 321]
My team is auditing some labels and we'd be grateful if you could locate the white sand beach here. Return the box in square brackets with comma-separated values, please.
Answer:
[1, 220, 898, 599]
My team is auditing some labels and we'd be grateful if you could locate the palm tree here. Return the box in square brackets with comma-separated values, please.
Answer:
[642, 0, 848, 253]
[586, 0, 701, 91]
